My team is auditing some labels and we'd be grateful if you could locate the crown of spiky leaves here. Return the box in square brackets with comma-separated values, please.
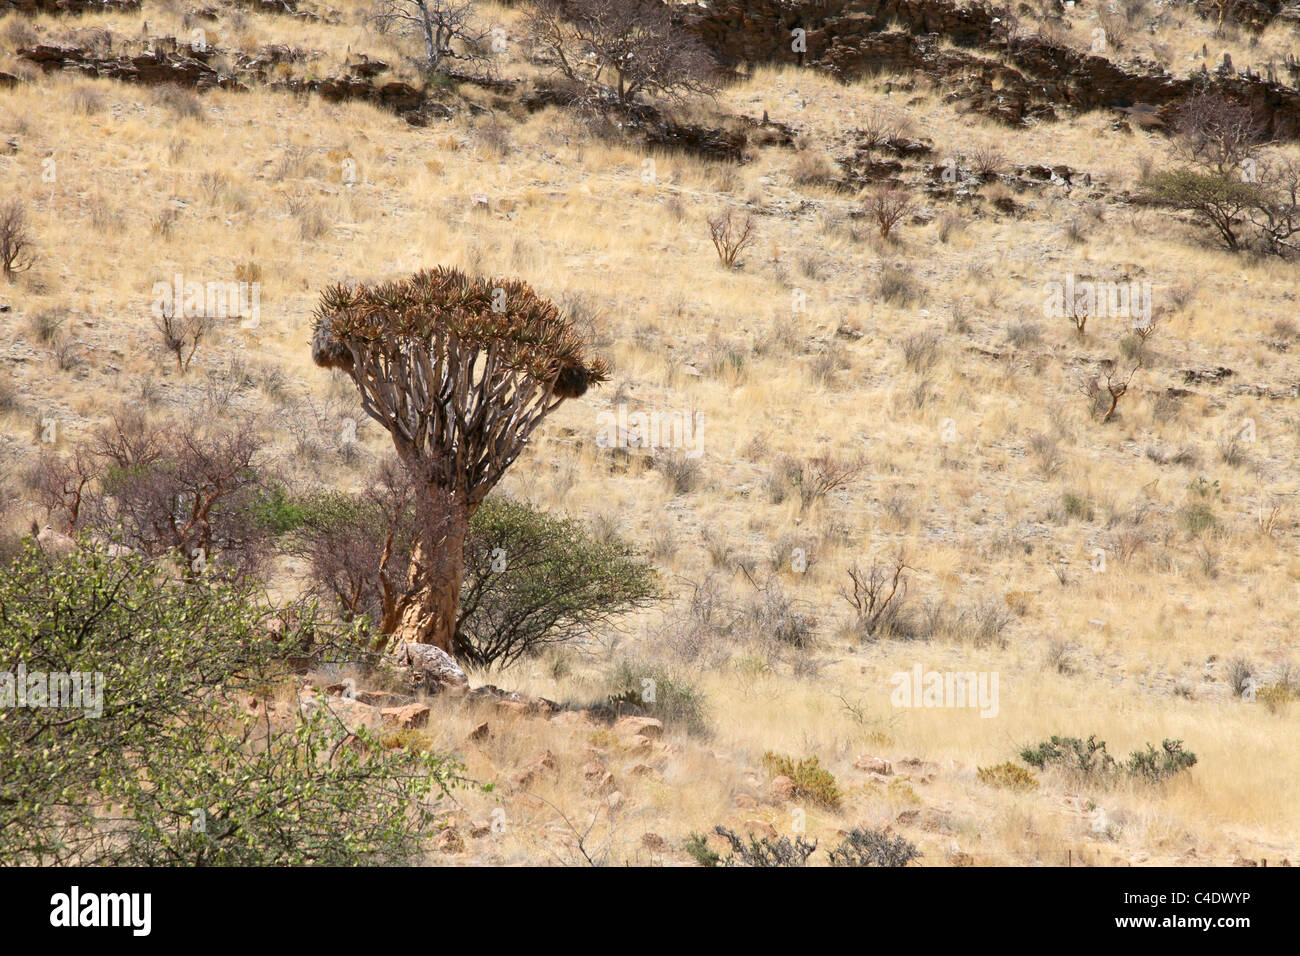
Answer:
[314, 266, 609, 386]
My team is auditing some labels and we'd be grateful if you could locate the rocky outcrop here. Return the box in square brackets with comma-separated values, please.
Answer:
[268, 73, 449, 124]
[4, 0, 140, 13]
[19, 38, 244, 90]
[521, 80, 751, 161]
[637, 117, 747, 162]
[1190, 0, 1300, 32]
[682, 0, 1300, 137]
[232, 0, 331, 22]
[17, 37, 457, 124]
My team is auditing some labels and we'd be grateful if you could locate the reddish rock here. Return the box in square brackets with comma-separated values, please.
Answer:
[434, 829, 464, 854]
[625, 734, 655, 755]
[381, 703, 430, 730]
[770, 775, 797, 801]
[516, 750, 558, 788]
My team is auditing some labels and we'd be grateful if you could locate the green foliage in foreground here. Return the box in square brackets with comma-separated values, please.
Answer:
[0, 543, 468, 865]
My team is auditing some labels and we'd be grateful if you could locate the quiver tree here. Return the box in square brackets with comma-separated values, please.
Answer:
[311, 267, 609, 654]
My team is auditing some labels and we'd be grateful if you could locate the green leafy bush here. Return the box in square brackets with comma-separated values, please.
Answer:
[609, 660, 709, 737]
[291, 466, 657, 667]
[1019, 734, 1196, 786]
[0, 543, 466, 865]
[1143, 168, 1266, 251]
[457, 496, 658, 667]
[1124, 740, 1198, 783]
[1020, 734, 1116, 778]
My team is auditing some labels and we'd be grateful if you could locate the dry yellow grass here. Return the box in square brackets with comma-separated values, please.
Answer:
[1, 0, 1297, 866]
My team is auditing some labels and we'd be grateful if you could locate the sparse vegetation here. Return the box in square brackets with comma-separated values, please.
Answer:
[0, 0, 1295, 872]
[978, 762, 1040, 791]
[863, 184, 915, 240]
[0, 199, 35, 281]
[707, 208, 756, 268]
[1019, 735, 1197, 785]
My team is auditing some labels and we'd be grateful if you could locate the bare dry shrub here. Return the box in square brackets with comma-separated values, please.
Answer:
[862, 184, 915, 239]
[707, 209, 756, 268]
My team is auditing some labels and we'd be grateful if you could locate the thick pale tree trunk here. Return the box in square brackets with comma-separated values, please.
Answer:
[392, 523, 467, 652]
[388, 476, 472, 654]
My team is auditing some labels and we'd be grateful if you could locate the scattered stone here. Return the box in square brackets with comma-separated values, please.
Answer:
[625, 734, 655, 755]
[352, 689, 395, 706]
[855, 755, 893, 776]
[381, 703, 430, 730]
[36, 525, 77, 557]
[614, 716, 663, 739]
[516, 750, 558, 788]
[434, 828, 464, 854]
[1183, 366, 1234, 384]
[393, 641, 468, 695]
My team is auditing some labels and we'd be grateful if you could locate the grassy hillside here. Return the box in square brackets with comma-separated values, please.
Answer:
[1, 0, 1298, 866]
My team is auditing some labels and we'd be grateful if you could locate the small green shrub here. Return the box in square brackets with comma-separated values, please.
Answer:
[1124, 740, 1198, 783]
[248, 483, 309, 535]
[1258, 683, 1296, 713]
[610, 660, 709, 737]
[761, 751, 842, 808]
[1180, 502, 1217, 537]
[684, 832, 722, 867]
[1019, 734, 1196, 786]
[1062, 492, 1094, 521]
[1020, 735, 1116, 778]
